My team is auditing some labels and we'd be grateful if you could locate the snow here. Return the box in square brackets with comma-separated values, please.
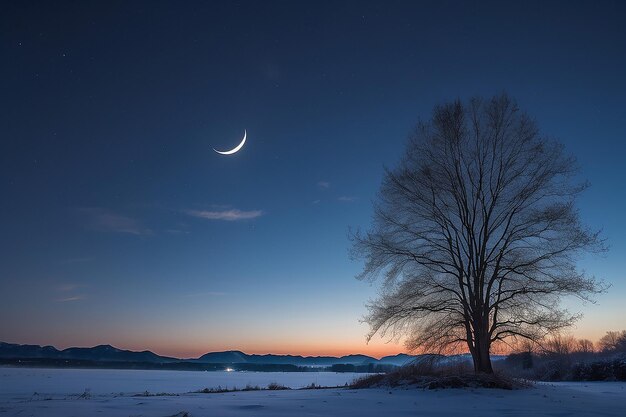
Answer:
[1, 367, 625, 416]
[0, 368, 361, 395]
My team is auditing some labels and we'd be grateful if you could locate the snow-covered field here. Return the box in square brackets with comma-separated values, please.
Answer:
[1, 367, 625, 417]
[0, 367, 360, 395]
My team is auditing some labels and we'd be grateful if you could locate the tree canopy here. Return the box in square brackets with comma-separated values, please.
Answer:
[352, 94, 603, 373]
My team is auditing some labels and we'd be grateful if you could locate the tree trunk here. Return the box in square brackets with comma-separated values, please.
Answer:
[471, 320, 494, 374]
[474, 340, 493, 373]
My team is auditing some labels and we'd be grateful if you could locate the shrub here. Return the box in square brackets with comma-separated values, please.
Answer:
[351, 373, 386, 389]
[614, 359, 626, 380]
[266, 382, 290, 390]
[198, 386, 230, 393]
[571, 359, 626, 381]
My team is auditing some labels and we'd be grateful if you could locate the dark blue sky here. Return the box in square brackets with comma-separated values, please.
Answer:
[1, 1, 625, 357]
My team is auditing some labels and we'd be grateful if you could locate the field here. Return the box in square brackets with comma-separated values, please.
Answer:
[1, 368, 625, 416]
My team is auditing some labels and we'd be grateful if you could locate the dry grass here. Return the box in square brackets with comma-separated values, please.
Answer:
[197, 383, 292, 394]
[133, 391, 179, 397]
[266, 382, 290, 390]
[352, 357, 529, 390]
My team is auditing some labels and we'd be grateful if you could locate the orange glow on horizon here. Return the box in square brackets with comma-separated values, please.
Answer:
[142, 343, 410, 360]
[27, 325, 615, 360]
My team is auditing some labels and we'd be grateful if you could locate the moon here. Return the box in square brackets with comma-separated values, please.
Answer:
[213, 130, 247, 155]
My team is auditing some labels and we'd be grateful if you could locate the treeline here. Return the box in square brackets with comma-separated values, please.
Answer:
[0, 357, 391, 373]
[329, 363, 396, 373]
[500, 330, 626, 381]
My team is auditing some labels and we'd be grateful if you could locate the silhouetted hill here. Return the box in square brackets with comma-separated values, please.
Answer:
[195, 350, 249, 363]
[59, 344, 178, 363]
[193, 351, 380, 366]
[0, 342, 177, 363]
[378, 353, 419, 366]
[0, 342, 61, 359]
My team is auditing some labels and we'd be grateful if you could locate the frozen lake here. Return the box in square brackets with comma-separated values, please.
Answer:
[0, 367, 364, 396]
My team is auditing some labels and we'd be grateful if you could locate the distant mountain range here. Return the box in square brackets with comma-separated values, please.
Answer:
[193, 350, 420, 367]
[0, 342, 178, 363]
[0, 342, 421, 367]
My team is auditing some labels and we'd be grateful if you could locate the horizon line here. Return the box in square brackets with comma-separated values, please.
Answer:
[1, 339, 421, 361]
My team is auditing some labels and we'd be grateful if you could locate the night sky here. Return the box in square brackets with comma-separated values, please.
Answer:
[1, 1, 625, 358]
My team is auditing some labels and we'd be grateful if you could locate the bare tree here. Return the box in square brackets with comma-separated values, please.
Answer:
[352, 94, 603, 373]
[575, 339, 595, 354]
[542, 335, 576, 356]
[515, 338, 538, 355]
[598, 330, 626, 352]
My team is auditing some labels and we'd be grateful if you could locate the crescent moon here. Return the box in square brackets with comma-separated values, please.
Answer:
[213, 130, 247, 155]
